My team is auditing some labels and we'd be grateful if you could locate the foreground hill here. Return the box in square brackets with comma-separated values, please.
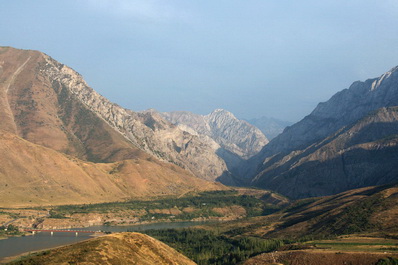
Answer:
[8, 233, 196, 265]
[0, 46, 228, 181]
[0, 130, 224, 207]
[249, 65, 398, 198]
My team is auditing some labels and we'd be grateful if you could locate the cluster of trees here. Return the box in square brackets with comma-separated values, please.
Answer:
[144, 228, 283, 265]
[0, 224, 23, 237]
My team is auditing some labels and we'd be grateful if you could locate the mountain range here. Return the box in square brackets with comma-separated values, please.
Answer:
[2, 45, 398, 205]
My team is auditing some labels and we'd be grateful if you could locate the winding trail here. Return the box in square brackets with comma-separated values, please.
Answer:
[0, 56, 31, 133]
[5, 56, 31, 93]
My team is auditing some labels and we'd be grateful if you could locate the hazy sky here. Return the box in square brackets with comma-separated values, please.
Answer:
[2, 1, 398, 121]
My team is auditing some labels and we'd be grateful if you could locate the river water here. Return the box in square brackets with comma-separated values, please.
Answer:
[0, 221, 208, 261]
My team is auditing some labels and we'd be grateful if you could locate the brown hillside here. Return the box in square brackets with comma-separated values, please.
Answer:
[0, 130, 224, 207]
[0, 46, 148, 162]
[7, 232, 196, 265]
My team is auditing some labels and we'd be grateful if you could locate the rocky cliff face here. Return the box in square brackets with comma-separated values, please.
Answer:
[0, 47, 228, 181]
[250, 66, 398, 198]
[161, 109, 268, 184]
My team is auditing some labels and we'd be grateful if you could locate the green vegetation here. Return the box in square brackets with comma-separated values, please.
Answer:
[144, 228, 283, 265]
[48, 210, 67, 219]
[48, 190, 283, 221]
[377, 257, 398, 265]
[330, 194, 383, 234]
[0, 224, 24, 237]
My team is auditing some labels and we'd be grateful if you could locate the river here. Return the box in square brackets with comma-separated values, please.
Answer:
[0, 221, 209, 262]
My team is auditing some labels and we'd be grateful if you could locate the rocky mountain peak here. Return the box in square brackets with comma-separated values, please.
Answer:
[162, 109, 269, 161]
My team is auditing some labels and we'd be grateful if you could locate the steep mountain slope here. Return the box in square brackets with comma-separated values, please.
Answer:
[249, 66, 398, 198]
[257, 65, 398, 157]
[248, 116, 292, 140]
[9, 232, 196, 265]
[0, 46, 227, 181]
[0, 130, 224, 207]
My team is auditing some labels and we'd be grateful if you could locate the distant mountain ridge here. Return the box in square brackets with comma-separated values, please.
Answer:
[248, 116, 292, 140]
[249, 65, 398, 198]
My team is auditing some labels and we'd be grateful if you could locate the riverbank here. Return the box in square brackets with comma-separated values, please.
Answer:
[0, 236, 98, 264]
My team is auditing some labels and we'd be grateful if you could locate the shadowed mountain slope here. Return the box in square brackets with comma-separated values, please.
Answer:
[252, 107, 398, 198]
[249, 65, 398, 198]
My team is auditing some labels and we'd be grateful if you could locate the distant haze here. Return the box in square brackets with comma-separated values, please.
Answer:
[1, 1, 398, 121]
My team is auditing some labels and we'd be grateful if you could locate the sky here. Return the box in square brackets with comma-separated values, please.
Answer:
[1, 1, 398, 122]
